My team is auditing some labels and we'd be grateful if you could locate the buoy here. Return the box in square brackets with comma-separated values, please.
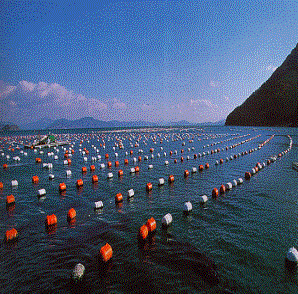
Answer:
[237, 178, 243, 184]
[199, 165, 204, 171]
[135, 166, 140, 172]
[59, 182, 66, 191]
[180, 156, 184, 162]
[148, 164, 153, 169]
[205, 163, 209, 169]
[100, 243, 113, 263]
[107, 172, 113, 179]
[46, 214, 57, 227]
[168, 175, 174, 183]
[183, 201, 192, 214]
[146, 182, 153, 192]
[100, 163, 105, 169]
[92, 175, 98, 183]
[115, 161, 119, 167]
[67, 159, 71, 165]
[212, 188, 219, 198]
[67, 208, 76, 221]
[37, 188, 46, 197]
[199, 195, 208, 203]
[11, 180, 18, 187]
[35, 158, 42, 163]
[94, 201, 103, 210]
[32, 175, 39, 184]
[0, 182, 3, 189]
[107, 161, 112, 168]
[127, 189, 134, 198]
[225, 182, 232, 190]
[158, 178, 165, 186]
[220, 185, 225, 194]
[232, 179, 237, 187]
[174, 159, 177, 163]
[130, 167, 135, 173]
[66, 170, 72, 177]
[165, 160, 169, 165]
[73, 263, 85, 281]
[162, 213, 173, 227]
[184, 170, 190, 177]
[3, 163, 8, 169]
[5, 228, 18, 242]
[139, 224, 148, 240]
[76, 179, 83, 187]
[90, 165, 95, 171]
[6, 194, 15, 205]
[285, 247, 298, 270]
[118, 169, 123, 177]
[115, 193, 123, 203]
[245, 172, 251, 180]
[105, 154, 109, 159]
[124, 159, 129, 165]
[146, 217, 156, 233]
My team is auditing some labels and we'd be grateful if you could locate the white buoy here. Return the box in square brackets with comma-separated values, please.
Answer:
[148, 164, 153, 169]
[97, 155, 101, 160]
[157, 153, 160, 158]
[158, 178, 165, 186]
[192, 167, 197, 173]
[128, 189, 134, 198]
[11, 180, 18, 187]
[83, 157, 88, 162]
[130, 167, 135, 173]
[251, 168, 256, 175]
[54, 155, 58, 160]
[285, 247, 298, 270]
[73, 263, 85, 281]
[94, 201, 103, 209]
[37, 188, 46, 196]
[199, 195, 208, 203]
[162, 213, 173, 227]
[183, 201, 192, 214]
[100, 163, 105, 169]
[49, 174, 55, 180]
[215, 160, 219, 165]
[66, 170, 72, 177]
[107, 172, 113, 179]
[165, 160, 169, 165]
[63, 160, 68, 165]
[232, 179, 237, 187]
[225, 182, 232, 190]
[237, 178, 243, 184]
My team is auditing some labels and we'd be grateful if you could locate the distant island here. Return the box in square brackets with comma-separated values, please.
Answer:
[226, 42, 298, 127]
[0, 123, 20, 131]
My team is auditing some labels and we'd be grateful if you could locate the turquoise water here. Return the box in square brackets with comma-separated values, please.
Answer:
[0, 126, 298, 293]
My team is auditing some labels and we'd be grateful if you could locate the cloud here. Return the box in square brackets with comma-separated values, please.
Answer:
[266, 65, 277, 72]
[190, 99, 218, 109]
[0, 80, 108, 125]
[112, 98, 127, 110]
[209, 80, 221, 88]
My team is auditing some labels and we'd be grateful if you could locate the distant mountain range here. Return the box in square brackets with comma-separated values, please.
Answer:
[4, 117, 225, 131]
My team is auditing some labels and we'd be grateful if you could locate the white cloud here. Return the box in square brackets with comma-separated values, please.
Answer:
[112, 98, 127, 110]
[0, 80, 108, 124]
[266, 65, 277, 72]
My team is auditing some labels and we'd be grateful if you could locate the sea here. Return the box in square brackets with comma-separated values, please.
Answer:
[1, 125, 298, 294]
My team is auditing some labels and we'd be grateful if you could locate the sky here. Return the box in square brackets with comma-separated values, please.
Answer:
[0, 0, 298, 126]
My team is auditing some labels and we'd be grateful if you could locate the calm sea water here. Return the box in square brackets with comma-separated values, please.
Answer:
[1, 125, 298, 294]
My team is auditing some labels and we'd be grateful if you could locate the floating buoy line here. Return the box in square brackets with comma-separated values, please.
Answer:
[0, 130, 295, 278]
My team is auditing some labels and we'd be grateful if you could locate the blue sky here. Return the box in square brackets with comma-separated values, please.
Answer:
[1, 0, 297, 126]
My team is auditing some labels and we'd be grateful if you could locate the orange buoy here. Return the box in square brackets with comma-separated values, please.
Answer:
[35, 158, 41, 163]
[92, 174, 98, 183]
[139, 224, 149, 240]
[174, 159, 177, 163]
[168, 175, 174, 183]
[184, 170, 189, 178]
[107, 161, 112, 168]
[32, 175, 39, 184]
[82, 166, 87, 173]
[170, 151, 173, 156]
[130, 150, 133, 155]
[135, 166, 140, 173]
[85, 150, 89, 155]
[181, 156, 184, 162]
[76, 179, 83, 187]
[118, 169, 123, 177]
[59, 182, 66, 191]
[194, 154, 197, 159]
[0, 182, 3, 189]
[199, 165, 204, 171]
[71, 149, 75, 154]
[3, 164, 8, 169]
[105, 154, 109, 159]
[205, 163, 209, 169]
[6, 194, 15, 205]
[181, 149, 184, 153]
[220, 185, 226, 194]
[146, 182, 153, 192]
[212, 188, 219, 198]
[124, 159, 129, 165]
[64, 153, 69, 158]
[46, 214, 57, 226]
[90, 165, 95, 171]
[115, 161, 119, 167]
[67, 208, 76, 221]
[220, 159, 224, 164]
[146, 217, 156, 233]
[115, 193, 123, 203]
[100, 243, 113, 263]
[245, 172, 251, 180]
[5, 228, 18, 242]
[138, 156, 142, 162]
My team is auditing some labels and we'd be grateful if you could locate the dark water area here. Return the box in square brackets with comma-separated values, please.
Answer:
[1, 125, 298, 293]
